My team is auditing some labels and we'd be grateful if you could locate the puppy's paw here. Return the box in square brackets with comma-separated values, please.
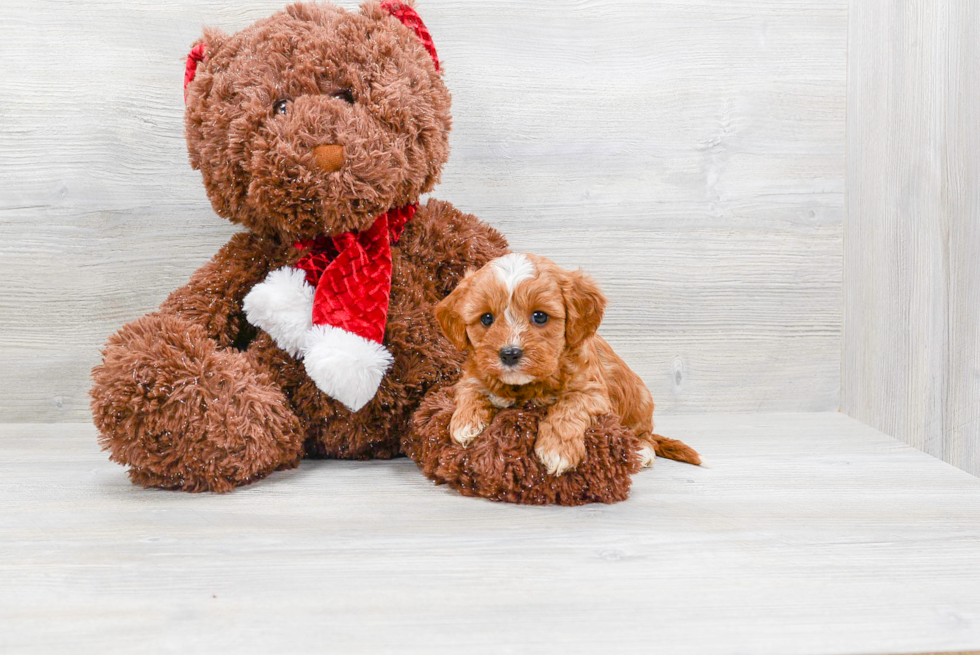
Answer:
[534, 424, 586, 476]
[449, 406, 492, 447]
[637, 444, 656, 469]
[451, 420, 486, 446]
[536, 447, 575, 476]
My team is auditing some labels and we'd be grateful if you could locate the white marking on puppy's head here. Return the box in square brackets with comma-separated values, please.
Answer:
[491, 254, 536, 362]
[491, 253, 535, 295]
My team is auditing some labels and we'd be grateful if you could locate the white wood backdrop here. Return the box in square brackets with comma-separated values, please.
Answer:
[0, 0, 846, 422]
[843, 0, 980, 477]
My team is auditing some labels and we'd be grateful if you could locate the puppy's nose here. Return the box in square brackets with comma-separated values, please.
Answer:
[499, 346, 523, 367]
[313, 144, 345, 173]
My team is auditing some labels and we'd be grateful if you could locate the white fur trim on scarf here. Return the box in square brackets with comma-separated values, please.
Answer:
[302, 324, 394, 412]
[242, 267, 314, 358]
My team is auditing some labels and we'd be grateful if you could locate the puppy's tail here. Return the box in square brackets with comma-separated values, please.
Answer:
[650, 433, 701, 466]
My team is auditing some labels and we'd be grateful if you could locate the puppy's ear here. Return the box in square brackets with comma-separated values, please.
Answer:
[560, 269, 606, 348]
[436, 275, 473, 351]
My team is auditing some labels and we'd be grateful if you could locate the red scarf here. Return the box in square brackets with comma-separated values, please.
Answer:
[293, 204, 414, 345]
[242, 204, 416, 412]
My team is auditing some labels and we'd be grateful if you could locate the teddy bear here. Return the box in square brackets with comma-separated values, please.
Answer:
[90, 0, 508, 492]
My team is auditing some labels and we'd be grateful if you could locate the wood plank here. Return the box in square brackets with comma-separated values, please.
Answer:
[2, 415, 979, 654]
[843, 0, 980, 476]
[0, 0, 845, 420]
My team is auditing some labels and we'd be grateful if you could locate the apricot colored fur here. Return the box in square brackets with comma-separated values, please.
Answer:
[90, 2, 508, 492]
[433, 254, 700, 477]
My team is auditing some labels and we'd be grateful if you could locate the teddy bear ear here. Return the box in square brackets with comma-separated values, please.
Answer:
[360, 0, 415, 21]
[199, 26, 229, 54]
[360, 1, 387, 21]
[361, 1, 440, 72]
[183, 27, 229, 102]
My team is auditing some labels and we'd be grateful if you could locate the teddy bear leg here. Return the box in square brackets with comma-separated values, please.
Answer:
[91, 313, 305, 492]
[405, 388, 644, 505]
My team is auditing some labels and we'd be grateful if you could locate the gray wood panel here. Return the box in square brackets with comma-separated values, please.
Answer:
[0, 0, 846, 421]
[3, 415, 980, 654]
[843, 0, 980, 476]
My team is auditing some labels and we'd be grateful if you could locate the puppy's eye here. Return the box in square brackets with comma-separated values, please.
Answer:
[480, 313, 494, 327]
[330, 89, 355, 104]
[531, 311, 549, 325]
[273, 99, 290, 115]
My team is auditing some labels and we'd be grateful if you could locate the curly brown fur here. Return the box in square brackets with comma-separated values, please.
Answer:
[91, 2, 508, 492]
[91, 313, 305, 492]
[406, 387, 642, 505]
[185, 1, 452, 241]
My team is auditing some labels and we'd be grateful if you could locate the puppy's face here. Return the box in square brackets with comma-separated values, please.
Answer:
[437, 253, 606, 386]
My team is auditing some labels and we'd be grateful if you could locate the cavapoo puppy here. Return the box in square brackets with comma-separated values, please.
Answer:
[436, 253, 700, 475]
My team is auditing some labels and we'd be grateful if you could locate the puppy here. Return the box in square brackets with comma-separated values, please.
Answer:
[436, 253, 700, 475]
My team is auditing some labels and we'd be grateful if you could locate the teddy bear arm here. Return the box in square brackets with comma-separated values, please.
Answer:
[88, 232, 307, 492]
[158, 231, 287, 348]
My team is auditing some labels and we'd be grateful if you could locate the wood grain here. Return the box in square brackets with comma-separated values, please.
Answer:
[2, 415, 980, 654]
[843, 0, 980, 476]
[0, 0, 845, 421]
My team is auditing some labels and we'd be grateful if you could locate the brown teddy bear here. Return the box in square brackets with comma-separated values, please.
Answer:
[90, 1, 508, 492]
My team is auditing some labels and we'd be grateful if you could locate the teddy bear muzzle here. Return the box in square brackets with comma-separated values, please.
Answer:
[313, 144, 345, 173]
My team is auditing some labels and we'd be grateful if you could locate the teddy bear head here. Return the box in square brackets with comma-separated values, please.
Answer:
[184, 1, 451, 241]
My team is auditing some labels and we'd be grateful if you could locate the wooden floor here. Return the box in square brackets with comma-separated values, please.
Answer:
[2, 414, 979, 655]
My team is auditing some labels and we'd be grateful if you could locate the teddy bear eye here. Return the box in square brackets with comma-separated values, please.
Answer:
[273, 99, 290, 115]
[531, 311, 549, 325]
[330, 89, 355, 104]
[480, 313, 494, 327]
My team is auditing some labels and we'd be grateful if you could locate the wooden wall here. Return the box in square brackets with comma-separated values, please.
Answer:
[0, 0, 846, 422]
[844, 0, 980, 476]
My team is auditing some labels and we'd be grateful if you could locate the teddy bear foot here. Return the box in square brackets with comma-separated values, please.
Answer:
[405, 388, 644, 506]
[91, 313, 305, 492]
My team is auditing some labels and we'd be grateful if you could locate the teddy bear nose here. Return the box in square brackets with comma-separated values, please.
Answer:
[313, 144, 345, 173]
[499, 346, 523, 367]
